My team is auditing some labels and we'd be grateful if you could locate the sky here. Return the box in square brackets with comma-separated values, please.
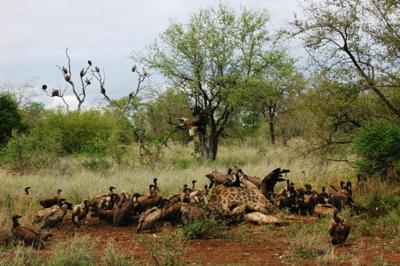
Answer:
[0, 0, 303, 109]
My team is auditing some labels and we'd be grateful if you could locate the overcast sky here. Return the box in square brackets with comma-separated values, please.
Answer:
[0, 0, 303, 109]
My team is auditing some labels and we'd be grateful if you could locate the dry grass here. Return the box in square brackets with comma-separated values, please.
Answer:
[0, 143, 350, 224]
[0, 140, 352, 224]
[2, 140, 399, 265]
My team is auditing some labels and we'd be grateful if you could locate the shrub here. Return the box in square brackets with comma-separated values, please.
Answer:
[364, 191, 400, 217]
[37, 110, 132, 155]
[179, 218, 227, 240]
[353, 123, 400, 180]
[0, 127, 62, 171]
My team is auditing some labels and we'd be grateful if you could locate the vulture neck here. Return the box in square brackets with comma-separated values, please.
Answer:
[12, 218, 20, 228]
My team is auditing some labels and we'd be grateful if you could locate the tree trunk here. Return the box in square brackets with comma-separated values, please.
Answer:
[198, 130, 209, 160]
[269, 120, 275, 145]
[208, 130, 219, 161]
[268, 106, 276, 145]
[197, 116, 220, 161]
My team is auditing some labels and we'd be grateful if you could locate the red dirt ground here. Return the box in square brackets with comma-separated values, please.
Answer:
[2, 217, 400, 265]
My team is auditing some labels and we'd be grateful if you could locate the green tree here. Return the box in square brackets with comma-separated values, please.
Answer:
[246, 51, 303, 144]
[138, 5, 274, 160]
[143, 88, 191, 141]
[301, 72, 371, 154]
[293, 0, 400, 119]
[0, 93, 21, 146]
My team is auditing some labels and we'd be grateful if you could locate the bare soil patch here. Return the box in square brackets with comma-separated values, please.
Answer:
[2, 217, 397, 265]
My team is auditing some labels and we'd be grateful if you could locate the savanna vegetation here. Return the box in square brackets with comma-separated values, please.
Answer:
[1, 1, 400, 265]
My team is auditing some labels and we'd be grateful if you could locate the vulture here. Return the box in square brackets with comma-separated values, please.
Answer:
[72, 200, 91, 226]
[11, 215, 51, 250]
[230, 167, 261, 189]
[152, 178, 160, 195]
[33, 200, 66, 224]
[187, 186, 208, 206]
[112, 193, 141, 227]
[276, 188, 291, 209]
[90, 203, 114, 223]
[40, 200, 71, 229]
[329, 208, 350, 245]
[136, 207, 162, 233]
[24, 187, 31, 195]
[303, 184, 318, 215]
[205, 170, 233, 188]
[345, 181, 353, 196]
[39, 189, 63, 208]
[134, 185, 163, 214]
[260, 168, 290, 202]
[317, 186, 329, 204]
[137, 198, 196, 233]
[92, 186, 118, 210]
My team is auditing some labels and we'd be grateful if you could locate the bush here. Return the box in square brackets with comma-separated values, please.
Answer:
[0, 127, 62, 171]
[353, 123, 400, 180]
[37, 110, 132, 155]
[180, 218, 227, 240]
[364, 190, 400, 217]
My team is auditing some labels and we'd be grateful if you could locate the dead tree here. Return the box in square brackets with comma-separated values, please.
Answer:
[42, 48, 94, 111]
[91, 62, 156, 161]
[43, 48, 154, 160]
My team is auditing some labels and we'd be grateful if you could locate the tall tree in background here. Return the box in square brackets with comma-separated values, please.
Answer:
[247, 51, 303, 144]
[138, 5, 275, 160]
[293, 0, 400, 119]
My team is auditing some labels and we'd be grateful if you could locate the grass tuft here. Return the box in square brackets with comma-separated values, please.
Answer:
[179, 217, 227, 240]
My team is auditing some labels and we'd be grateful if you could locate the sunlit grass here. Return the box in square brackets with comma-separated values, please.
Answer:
[0, 140, 399, 265]
[0, 140, 352, 227]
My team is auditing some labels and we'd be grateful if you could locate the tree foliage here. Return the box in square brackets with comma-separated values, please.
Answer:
[293, 0, 400, 119]
[137, 4, 277, 160]
[245, 51, 304, 144]
[354, 123, 400, 180]
[0, 93, 22, 146]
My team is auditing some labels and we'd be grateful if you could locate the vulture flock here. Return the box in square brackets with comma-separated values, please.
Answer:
[11, 167, 355, 249]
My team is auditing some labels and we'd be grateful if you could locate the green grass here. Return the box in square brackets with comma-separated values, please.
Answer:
[47, 236, 96, 266]
[102, 242, 132, 266]
[0, 246, 45, 266]
[136, 232, 187, 266]
[179, 217, 228, 240]
[284, 218, 331, 260]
